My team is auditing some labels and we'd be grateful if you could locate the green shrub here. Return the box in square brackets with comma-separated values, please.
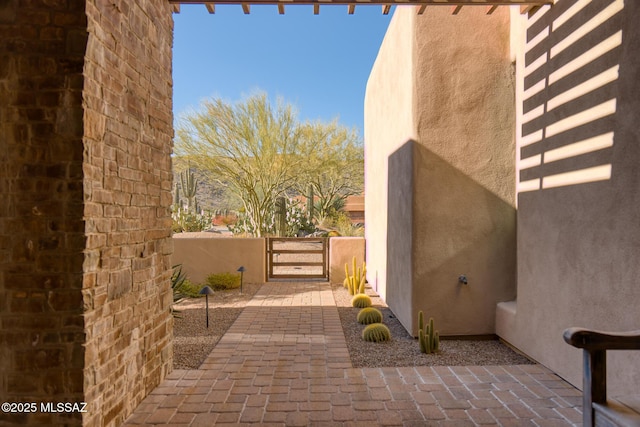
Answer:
[171, 207, 213, 233]
[362, 323, 391, 343]
[206, 272, 241, 291]
[351, 294, 372, 308]
[179, 279, 203, 298]
[357, 307, 383, 325]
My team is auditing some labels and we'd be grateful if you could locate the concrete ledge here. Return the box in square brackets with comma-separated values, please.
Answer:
[496, 300, 518, 346]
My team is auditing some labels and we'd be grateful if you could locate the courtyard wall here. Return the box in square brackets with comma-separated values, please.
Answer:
[365, 6, 517, 337]
[172, 235, 364, 286]
[172, 234, 266, 284]
[498, 0, 640, 395]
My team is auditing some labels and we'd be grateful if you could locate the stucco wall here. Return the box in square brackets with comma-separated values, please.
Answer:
[174, 235, 364, 286]
[365, 6, 516, 336]
[328, 237, 365, 285]
[364, 7, 416, 305]
[410, 7, 516, 336]
[498, 0, 640, 395]
[172, 234, 266, 284]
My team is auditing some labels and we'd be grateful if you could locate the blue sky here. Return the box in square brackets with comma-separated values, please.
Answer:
[172, 4, 394, 137]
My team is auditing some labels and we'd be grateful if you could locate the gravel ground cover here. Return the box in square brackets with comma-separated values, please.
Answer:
[172, 281, 533, 369]
[172, 282, 262, 369]
[332, 283, 534, 368]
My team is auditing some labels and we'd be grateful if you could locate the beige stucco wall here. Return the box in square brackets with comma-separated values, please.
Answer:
[329, 237, 365, 284]
[365, 6, 516, 336]
[364, 7, 416, 307]
[172, 234, 266, 284]
[497, 0, 640, 395]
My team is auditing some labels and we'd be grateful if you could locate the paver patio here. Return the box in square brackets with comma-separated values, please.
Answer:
[123, 282, 583, 426]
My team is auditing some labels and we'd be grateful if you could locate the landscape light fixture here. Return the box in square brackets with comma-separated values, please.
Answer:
[237, 266, 245, 294]
[199, 285, 215, 328]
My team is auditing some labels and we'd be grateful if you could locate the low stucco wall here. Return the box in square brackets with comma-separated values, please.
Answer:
[172, 233, 266, 284]
[173, 235, 364, 287]
[328, 237, 365, 284]
[365, 6, 516, 337]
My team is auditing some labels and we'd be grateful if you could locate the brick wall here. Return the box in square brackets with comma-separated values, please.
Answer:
[0, 1, 88, 425]
[1, 0, 174, 425]
[82, 0, 174, 426]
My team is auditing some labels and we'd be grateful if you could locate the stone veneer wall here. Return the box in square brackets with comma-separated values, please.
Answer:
[1, 2, 88, 425]
[0, 1, 174, 426]
[82, 0, 174, 426]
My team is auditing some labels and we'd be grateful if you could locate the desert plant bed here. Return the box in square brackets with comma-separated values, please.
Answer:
[331, 283, 534, 368]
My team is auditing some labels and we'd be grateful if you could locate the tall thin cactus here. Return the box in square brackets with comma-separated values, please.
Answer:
[307, 184, 315, 224]
[173, 182, 180, 207]
[180, 164, 198, 211]
[275, 196, 287, 237]
[418, 311, 440, 354]
[344, 256, 366, 295]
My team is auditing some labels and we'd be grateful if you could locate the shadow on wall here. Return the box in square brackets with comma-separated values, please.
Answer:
[387, 140, 516, 337]
[502, 0, 640, 394]
[519, 0, 625, 193]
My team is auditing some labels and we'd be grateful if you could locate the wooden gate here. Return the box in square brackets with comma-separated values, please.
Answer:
[266, 237, 329, 280]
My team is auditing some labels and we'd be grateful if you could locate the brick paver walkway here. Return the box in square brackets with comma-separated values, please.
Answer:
[124, 282, 583, 426]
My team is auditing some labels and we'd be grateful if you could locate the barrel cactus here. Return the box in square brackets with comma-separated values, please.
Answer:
[351, 294, 372, 308]
[357, 307, 383, 325]
[362, 323, 391, 343]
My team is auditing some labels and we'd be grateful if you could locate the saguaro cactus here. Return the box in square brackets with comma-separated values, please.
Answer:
[180, 165, 198, 211]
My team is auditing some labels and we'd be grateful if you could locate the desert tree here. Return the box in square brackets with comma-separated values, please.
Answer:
[296, 120, 364, 223]
[174, 93, 307, 236]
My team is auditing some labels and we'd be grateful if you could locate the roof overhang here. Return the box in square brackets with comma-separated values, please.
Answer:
[169, 0, 552, 15]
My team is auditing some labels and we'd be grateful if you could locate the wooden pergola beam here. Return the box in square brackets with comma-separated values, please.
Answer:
[521, 4, 541, 15]
[168, 1, 552, 15]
